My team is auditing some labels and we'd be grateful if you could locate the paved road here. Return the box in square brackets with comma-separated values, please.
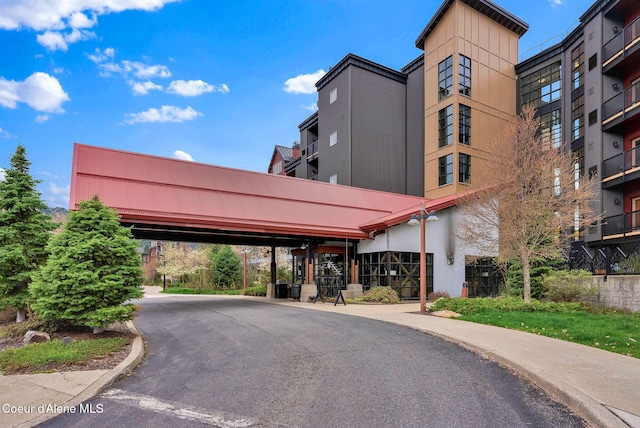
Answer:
[41, 296, 584, 427]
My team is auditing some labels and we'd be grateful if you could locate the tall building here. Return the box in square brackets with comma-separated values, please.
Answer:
[293, 53, 425, 196]
[515, 0, 640, 272]
[416, 0, 528, 198]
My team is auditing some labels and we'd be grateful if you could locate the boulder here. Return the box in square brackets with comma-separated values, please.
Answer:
[23, 330, 51, 344]
[431, 310, 462, 319]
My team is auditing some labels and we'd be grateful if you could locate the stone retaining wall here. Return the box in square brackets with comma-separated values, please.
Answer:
[593, 275, 640, 312]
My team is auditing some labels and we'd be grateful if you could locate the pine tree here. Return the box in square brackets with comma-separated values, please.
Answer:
[30, 196, 143, 330]
[210, 245, 241, 289]
[0, 145, 56, 322]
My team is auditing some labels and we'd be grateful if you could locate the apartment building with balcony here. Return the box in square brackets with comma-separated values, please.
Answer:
[515, 0, 640, 272]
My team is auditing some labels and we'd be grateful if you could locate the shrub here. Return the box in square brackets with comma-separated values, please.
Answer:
[507, 258, 563, 299]
[428, 290, 450, 301]
[542, 270, 596, 303]
[430, 296, 588, 314]
[362, 286, 400, 304]
[244, 285, 267, 296]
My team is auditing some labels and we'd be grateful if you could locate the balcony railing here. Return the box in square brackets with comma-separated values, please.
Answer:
[602, 145, 640, 183]
[603, 210, 640, 239]
[306, 141, 318, 161]
[603, 16, 640, 67]
[602, 82, 640, 126]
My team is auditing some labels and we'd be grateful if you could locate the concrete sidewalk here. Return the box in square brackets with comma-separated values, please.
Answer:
[1, 289, 638, 427]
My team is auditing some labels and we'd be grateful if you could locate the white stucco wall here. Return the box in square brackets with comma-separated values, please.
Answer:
[357, 206, 498, 297]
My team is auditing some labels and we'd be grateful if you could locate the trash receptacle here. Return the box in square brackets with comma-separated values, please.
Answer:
[275, 280, 288, 299]
[290, 283, 301, 300]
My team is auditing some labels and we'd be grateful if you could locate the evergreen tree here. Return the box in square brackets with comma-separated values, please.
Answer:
[30, 196, 143, 330]
[0, 145, 56, 322]
[210, 245, 241, 289]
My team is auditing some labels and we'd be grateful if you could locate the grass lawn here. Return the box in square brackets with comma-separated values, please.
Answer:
[0, 337, 130, 374]
[431, 297, 640, 359]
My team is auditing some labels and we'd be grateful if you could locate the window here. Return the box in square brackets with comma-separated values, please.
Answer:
[588, 54, 597, 71]
[520, 62, 562, 108]
[330, 88, 337, 104]
[438, 56, 453, 100]
[588, 110, 597, 126]
[572, 95, 585, 141]
[459, 104, 471, 145]
[459, 55, 471, 97]
[573, 147, 585, 180]
[539, 110, 562, 148]
[571, 43, 584, 90]
[329, 131, 337, 147]
[438, 154, 453, 186]
[329, 174, 337, 184]
[438, 105, 453, 148]
[459, 153, 471, 184]
[272, 160, 282, 175]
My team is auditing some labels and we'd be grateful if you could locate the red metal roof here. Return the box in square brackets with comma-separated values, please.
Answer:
[70, 143, 428, 242]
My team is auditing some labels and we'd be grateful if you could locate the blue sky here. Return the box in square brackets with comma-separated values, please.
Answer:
[0, 0, 595, 208]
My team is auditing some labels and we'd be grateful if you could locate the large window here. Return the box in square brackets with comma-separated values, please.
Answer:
[572, 95, 584, 141]
[359, 252, 433, 299]
[539, 110, 562, 148]
[459, 104, 471, 145]
[438, 105, 453, 148]
[459, 153, 471, 184]
[571, 43, 584, 90]
[520, 62, 562, 108]
[438, 56, 453, 100]
[438, 154, 453, 186]
[459, 54, 471, 97]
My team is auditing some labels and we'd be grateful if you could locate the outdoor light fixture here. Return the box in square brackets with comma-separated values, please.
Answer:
[614, 198, 621, 205]
[613, 83, 619, 91]
[613, 140, 619, 148]
[408, 204, 439, 314]
[241, 247, 250, 289]
[613, 26, 619, 34]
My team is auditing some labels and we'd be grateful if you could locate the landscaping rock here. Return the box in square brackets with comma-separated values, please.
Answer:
[431, 310, 462, 318]
[23, 330, 51, 344]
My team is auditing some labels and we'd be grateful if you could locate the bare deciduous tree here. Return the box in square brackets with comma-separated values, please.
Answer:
[457, 106, 600, 303]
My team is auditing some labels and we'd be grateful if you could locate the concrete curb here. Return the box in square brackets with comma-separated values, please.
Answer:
[17, 321, 145, 428]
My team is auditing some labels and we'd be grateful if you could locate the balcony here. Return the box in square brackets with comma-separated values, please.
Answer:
[602, 16, 640, 73]
[601, 82, 640, 132]
[306, 140, 318, 162]
[602, 210, 640, 240]
[602, 145, 640, 188]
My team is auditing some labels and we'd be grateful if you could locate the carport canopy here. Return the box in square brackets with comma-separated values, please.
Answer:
[70, 143, 427, 247]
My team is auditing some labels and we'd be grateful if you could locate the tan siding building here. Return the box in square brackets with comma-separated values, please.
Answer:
[415, 0, 528, 198]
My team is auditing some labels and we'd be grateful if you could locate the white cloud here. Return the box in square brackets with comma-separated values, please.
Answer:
[549, 0, 563, 5]
[47, 182, 70, 207]
[100, 60, 171, 79]
[303, 103, 318, 111]
[172, 150, 194, 161]
[124, 105, 202, 124]
[0, 0, 180, 49]
[283, 69, 326, 94]
[87, 47, 115, 63]
[0, 128, 13, 138]
[37, 28, 95, 51]
[35, 114, 50, 122]
[128, 80, 163, 95]
[0, 72, 70, 113]
[0, 168, 5, 181]
[166, 80, 228, 97]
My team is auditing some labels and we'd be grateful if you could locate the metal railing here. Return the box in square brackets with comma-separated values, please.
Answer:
[602, 210, 640, 238]
[602, 83, 640, 125]
[602, 146, 640, 181]
[602, 16, 640, 66]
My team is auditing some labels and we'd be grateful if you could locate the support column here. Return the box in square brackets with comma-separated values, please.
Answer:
[270, 245, 277, 285]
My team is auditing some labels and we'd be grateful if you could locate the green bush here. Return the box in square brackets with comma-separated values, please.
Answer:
[244, 285, 267, 296]
[258, 267, 291, 286]
[361, 286, 400, 304]
[542, 270, 596, 303]
[430, 296, 588, 314]
[507, 258, 563, 299]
